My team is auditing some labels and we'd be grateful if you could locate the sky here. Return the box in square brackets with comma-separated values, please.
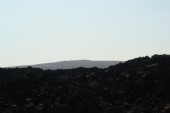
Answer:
[0, 0, 170, 67]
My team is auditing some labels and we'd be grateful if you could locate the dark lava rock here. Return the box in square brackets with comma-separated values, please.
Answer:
[0, 54, 170, 113]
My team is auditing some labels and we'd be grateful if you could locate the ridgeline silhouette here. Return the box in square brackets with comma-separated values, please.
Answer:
[0, 54, 170, 113]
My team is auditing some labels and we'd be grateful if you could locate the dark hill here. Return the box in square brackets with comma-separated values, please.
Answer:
[0, 54, 170, 113]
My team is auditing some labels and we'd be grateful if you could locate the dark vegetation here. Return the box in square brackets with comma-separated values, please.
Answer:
[0, 54, 170, 113]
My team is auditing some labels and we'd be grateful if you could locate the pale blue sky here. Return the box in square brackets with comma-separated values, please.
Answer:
[0, 0, 170, 67]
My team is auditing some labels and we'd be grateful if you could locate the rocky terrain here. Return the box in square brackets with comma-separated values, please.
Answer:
[0, 54, 170, 113]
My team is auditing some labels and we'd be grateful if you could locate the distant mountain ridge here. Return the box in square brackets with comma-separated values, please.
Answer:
[11, 60, 122, 70]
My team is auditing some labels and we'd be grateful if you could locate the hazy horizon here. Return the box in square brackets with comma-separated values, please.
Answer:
[1, 0, 170, 67]
[0, 55, 160, 68]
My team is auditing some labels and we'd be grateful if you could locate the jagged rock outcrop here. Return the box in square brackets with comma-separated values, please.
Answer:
[0, 54, 170, 113]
